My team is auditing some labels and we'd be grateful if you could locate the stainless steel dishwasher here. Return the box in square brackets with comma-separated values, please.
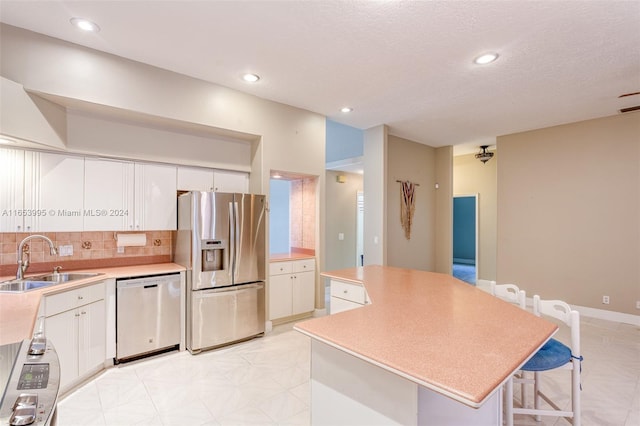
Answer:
[115, 273, 181, 363]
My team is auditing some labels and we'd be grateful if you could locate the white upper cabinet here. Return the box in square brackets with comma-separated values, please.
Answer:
[0, 148, 25, 232]
[134, 163, 177, 231]
[2, 149, 85, 232]
[84, 159, 134, 231]
[177, 166, 214, 191]
[84, 160, 177, 231]
[29, 152, 85, 231]
[213, 170, 249, 193]
[3, 148, 248, 232]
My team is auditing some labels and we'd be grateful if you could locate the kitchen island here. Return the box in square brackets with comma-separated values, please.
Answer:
[294, 265, 557, 425]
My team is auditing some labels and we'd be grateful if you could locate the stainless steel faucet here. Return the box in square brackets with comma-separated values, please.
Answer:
[17, 235, 58, 279]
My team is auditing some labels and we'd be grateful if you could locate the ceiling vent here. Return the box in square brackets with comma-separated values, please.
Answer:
[617, 92, 640, 114]
[619, 105, 640, 113]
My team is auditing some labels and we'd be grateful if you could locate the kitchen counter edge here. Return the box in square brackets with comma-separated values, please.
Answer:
[0, 263, 185, 345]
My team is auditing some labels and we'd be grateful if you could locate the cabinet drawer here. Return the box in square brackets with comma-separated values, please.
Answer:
[330, 280, 366, 304]
[293, 258, 315, 273]
[45, 281, 106, 317]
[269, 261, 293, 276]
[330, 296, 364, 314]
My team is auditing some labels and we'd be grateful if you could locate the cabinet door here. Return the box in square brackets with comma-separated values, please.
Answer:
[292, 271, 315, 315]
[30, 152, 85, 231]
[269, 274, 293, 320]
[213, 170, 249, 193]
[46, 309, 79, 390]
[0, 148, 25, 232]
[78, 299, 106, 375]
[177, 166, 214, 191]
[135, 163, 177, 230]
[84, 159, 134, 231]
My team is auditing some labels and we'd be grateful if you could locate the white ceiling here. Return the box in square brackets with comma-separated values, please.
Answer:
[1, 0, 639, 155]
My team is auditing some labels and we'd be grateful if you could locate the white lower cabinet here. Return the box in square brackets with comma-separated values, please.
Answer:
[329, 279, 369, 314]
[269, 259, 315, 321]
[44, 282, 106, 392]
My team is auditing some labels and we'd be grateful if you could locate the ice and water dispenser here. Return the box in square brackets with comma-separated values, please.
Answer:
[201, 239, 226, 271]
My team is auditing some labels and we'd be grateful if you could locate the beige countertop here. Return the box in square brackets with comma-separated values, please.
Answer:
[0, 263, 185, 345]
[294, 265, 558, 408]
[269, 253, 316, 262]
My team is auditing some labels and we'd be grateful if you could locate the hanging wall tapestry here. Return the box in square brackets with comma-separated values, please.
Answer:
[399, 180, 417, 240]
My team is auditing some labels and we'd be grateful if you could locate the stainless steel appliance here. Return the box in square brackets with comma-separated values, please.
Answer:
[115, 273, 181, 362]
[0, 338, 60, 426]
[175, 192, 266, 354]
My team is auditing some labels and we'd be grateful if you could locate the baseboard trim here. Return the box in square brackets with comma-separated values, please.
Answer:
[572, 304, 640, 326]
[525, 298, 640, 325]
[313, 308, 327, 317]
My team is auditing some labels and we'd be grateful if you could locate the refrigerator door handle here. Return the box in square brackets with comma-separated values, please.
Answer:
[229, 201, 236, 281]
[232, 200, 240, 282]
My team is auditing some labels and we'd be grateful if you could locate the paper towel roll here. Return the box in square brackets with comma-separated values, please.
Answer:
[116, 233, 147, 247]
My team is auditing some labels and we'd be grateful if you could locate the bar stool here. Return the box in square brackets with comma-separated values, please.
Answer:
[508, 295, 582, 426]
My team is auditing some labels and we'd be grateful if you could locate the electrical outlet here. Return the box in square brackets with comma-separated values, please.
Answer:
[636, 301, 640, 310]
[602, 295, 610, 304]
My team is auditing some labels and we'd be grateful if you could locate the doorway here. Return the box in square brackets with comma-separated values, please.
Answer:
[453, 195, 477, 284]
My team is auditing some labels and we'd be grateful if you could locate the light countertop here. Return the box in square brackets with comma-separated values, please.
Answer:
[0, 263, 185, 345]
[294, 265, 557, 408]
[269, 253, 315, 262]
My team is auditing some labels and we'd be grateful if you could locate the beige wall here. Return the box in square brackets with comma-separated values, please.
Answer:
[434, 146, 453, 274]
[497, 112, 640, 315]
[324, 171, 363, 271]
[386, 135, 437, 271]
[453, 152, 498, 280]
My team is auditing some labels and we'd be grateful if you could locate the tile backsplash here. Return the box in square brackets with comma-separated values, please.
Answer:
[0, 231, 172, 276]
[290, 177, 316, 250]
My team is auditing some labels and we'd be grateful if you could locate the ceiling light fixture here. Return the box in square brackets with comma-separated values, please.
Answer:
[70, 17, 100, 32]
[242, 73, 260, 83]
[475, 145, 494, 164]
[474, 53, 499, 65]
[341, 107, 353, 113]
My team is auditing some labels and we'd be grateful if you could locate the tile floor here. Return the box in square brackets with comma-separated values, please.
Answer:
[57, 317, 639, 426]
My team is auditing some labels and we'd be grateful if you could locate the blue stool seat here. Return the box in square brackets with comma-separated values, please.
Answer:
[522, 338, 571, 371]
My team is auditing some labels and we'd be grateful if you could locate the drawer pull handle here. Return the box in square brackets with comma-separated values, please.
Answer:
[78, 296, 83, 300]
[343, 290, 348, 294]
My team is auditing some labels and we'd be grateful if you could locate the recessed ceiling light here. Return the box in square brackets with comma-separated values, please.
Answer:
[341, 107, 353, 113]
[70, 17, 100, 32]
[474, 53, 499, 65]
[242, 73, 260, 83]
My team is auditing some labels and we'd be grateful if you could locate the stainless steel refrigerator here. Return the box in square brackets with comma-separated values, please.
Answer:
[175, 191, 266, 353]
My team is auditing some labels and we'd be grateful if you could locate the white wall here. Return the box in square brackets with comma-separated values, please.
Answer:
[0, 23, 327, 312]
[363, 125, 387, 266]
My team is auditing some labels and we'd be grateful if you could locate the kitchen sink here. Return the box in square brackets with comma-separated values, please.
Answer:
[0, 272, 103, 293]
[31, 272, 102, 283]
